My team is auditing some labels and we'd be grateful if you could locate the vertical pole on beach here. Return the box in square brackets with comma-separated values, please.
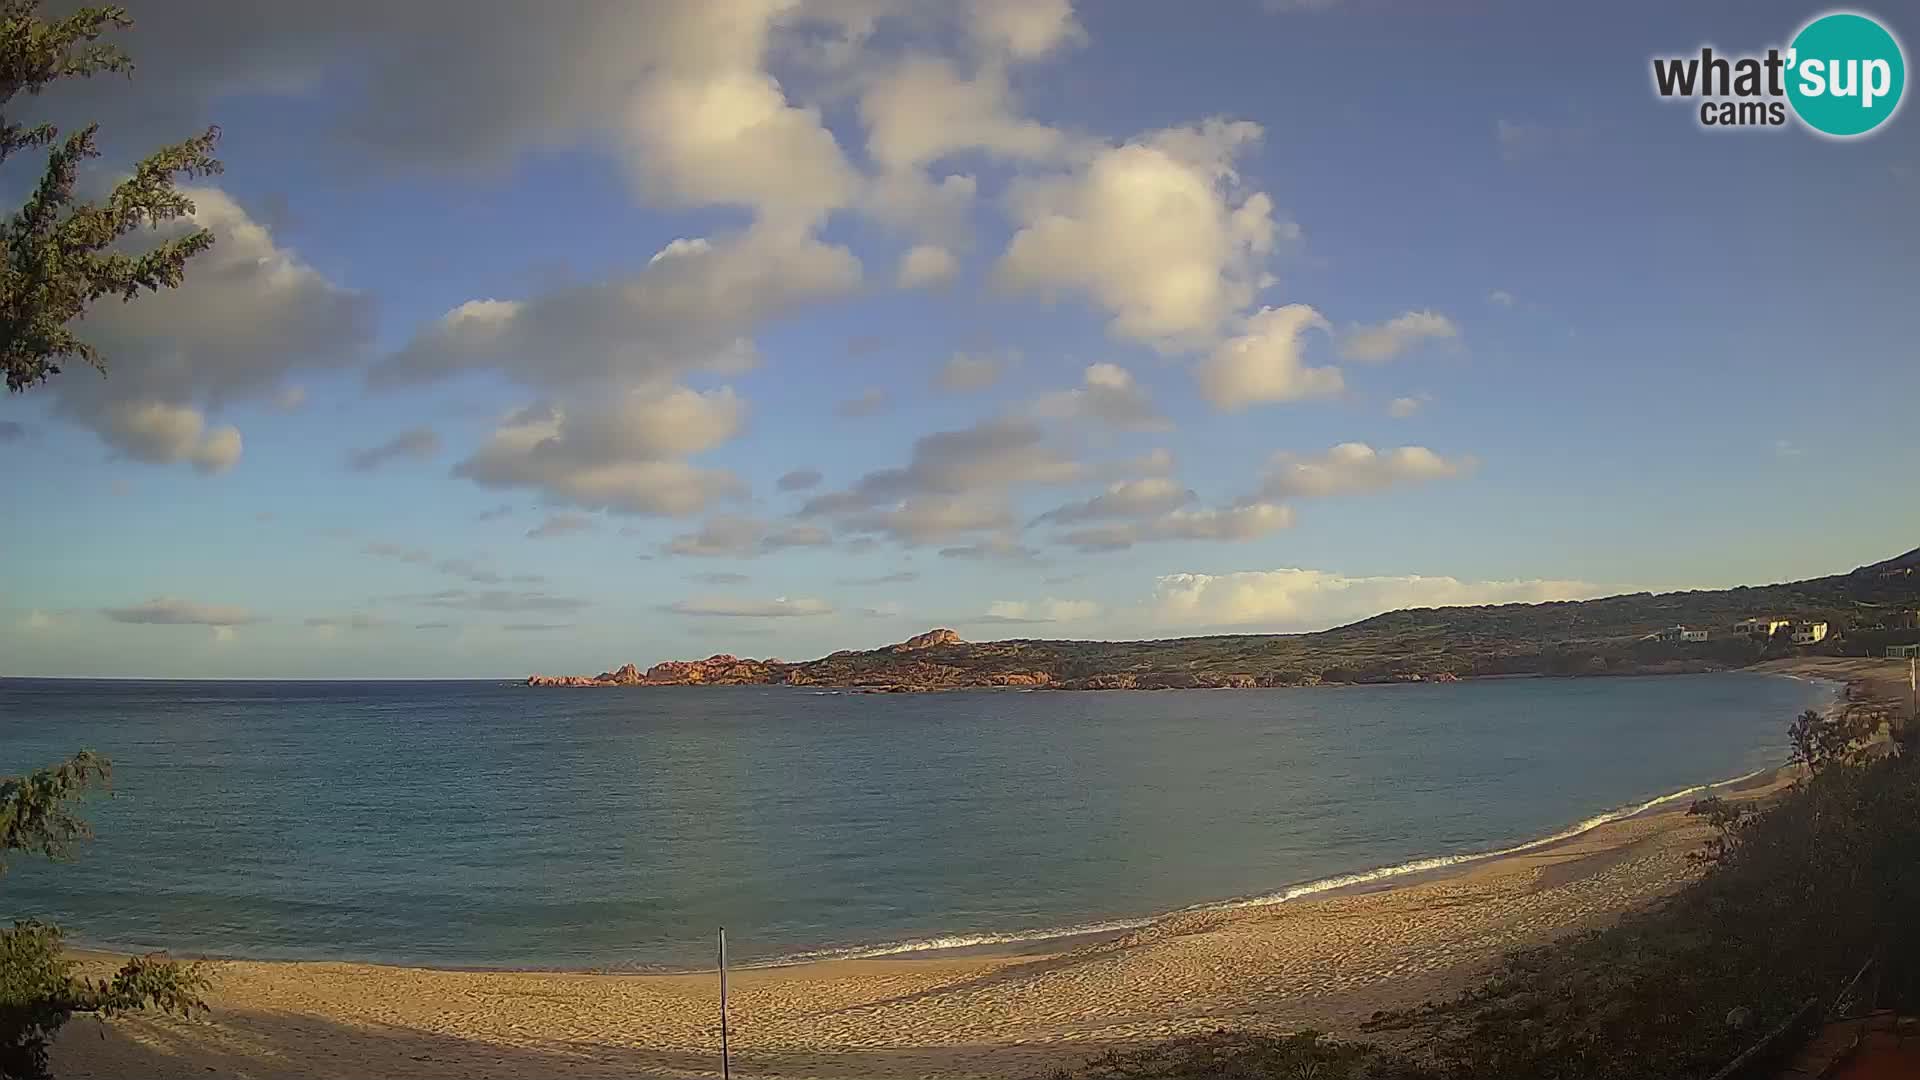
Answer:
[718, 927, 731, 1080]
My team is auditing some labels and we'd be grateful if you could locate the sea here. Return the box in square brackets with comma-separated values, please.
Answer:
[0, 672, 1833, 971]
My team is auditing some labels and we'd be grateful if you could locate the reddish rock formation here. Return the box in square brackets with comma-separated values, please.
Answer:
[890, 628, 962, 652]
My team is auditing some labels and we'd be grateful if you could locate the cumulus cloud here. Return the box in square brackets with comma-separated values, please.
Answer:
[103, 597, 262, 627]
[976, 597, 1101, 623]
[346, 427, 442, 471]
[897, 244, 959, 288]
[836, 387, 890, 418]
[1254, 443, 1469, 499]
[665, 596, 834, 617]
[1057, 502, 1293, 552]
[663, 515, 831, 557]
[376, 227, 859, 389]
[1034, 476, 1194, 525]
[1031, 363, 1168, 430]
[527, 512, 598, 539]
[50, 187, 369, 471]
[453, 387, 745, 517]
[935, 352, 1007, 393]
[1195, 304, 1342, 410]
[807, 416, 1080, 512]
[1339, 310, 1459, 362]
[1149, 569, 1606, 629]
[1388, 396, 1425, 419]
[861, 55, 1069, 173]
[967, 0, 1084, 59]
[777, 468, 823, 491]
[997, 119, 1286, 351]
[1488, 289, 1516, 308]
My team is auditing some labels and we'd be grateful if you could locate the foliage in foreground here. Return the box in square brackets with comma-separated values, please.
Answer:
[1, 753, 210, 1080]
[2, 0, 222, 393]
[1049, 710, 1918, 1080]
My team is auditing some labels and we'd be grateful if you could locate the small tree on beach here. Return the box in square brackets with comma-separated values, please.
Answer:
[1, 2, 219, 1076]
[2, 754, 209, 1080]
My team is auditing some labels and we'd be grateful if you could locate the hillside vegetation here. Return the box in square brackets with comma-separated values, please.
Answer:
[529, 547, 1920, 689]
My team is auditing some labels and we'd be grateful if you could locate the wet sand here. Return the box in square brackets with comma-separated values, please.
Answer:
[50, 657, 1904, 1080]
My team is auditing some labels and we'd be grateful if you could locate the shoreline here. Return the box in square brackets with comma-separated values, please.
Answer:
[49, 657, 1900, 1080]
[58, 690, 1822, 979]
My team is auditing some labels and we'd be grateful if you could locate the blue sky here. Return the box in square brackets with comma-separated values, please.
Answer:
[2, 0, 1915, 678]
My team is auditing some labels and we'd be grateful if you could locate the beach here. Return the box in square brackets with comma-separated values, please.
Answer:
[47, 658, 1906, 1080]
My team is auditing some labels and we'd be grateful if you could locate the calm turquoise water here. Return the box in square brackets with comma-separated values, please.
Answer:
[0, 673, 1831, 969]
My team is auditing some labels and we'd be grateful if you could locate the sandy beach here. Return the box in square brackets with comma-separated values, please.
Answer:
[48, 657, 1908, 1080]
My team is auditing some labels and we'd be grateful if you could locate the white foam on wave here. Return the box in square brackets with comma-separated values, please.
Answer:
[1190, 765, 1774, 913]
[736, 916, 1158, 968]
[742, 764, 1781, 968]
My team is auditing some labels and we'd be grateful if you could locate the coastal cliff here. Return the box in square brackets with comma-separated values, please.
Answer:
[524, 544, 1920, 693]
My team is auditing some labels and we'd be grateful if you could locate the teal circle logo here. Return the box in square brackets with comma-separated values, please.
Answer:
[1787, 12, 1906, 137]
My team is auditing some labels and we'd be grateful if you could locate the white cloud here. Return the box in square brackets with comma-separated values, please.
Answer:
[861, 55, 1069, 173]
[935, 352, 1007, 393]
[897, 244, 960, 289]
[1057, 502, 1293, 552]
[1034, 477, 1194, 525]
[376, 227, 857, 389]
[836, 497, 1016, 545]
[1255, 443, 1469, 499]
[1388, 396, 1425, 419]
[1488, 289, 1516, 308]
[967, 0, 1084, 59]
[103, 597, 262, 627]
[346, 427, 441, 471]
[1150, 569, 1606, 629]
[976, 597, 1101, 624]
[453, 387, 746, 517]
[666, 596, 834, 617]
[1340, 310, 1459, 362]
[1031, 362, 1169, 430]
[50, 187, 367, 471]
[997, 119, 1286, 351]
[1196, 304, 1342, 410]
[625, 66, 859, 227]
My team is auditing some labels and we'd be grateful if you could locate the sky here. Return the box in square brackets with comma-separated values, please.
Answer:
[1, 0, 1916, 679]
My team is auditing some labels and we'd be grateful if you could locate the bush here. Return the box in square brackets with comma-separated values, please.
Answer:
[1, 753, 209, 1079]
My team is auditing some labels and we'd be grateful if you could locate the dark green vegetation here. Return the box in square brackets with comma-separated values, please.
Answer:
[3, 4, 220, 1076]
[1, 0, 221, 393]
[779, 547, 1920, 689]
[1049, 701, 1915, 1080]
[1, 754, 209, 1079]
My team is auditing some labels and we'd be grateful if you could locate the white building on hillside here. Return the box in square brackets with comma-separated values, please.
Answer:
[1733, 616, 1793, 637]
[1791, 621, 1829, 645]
